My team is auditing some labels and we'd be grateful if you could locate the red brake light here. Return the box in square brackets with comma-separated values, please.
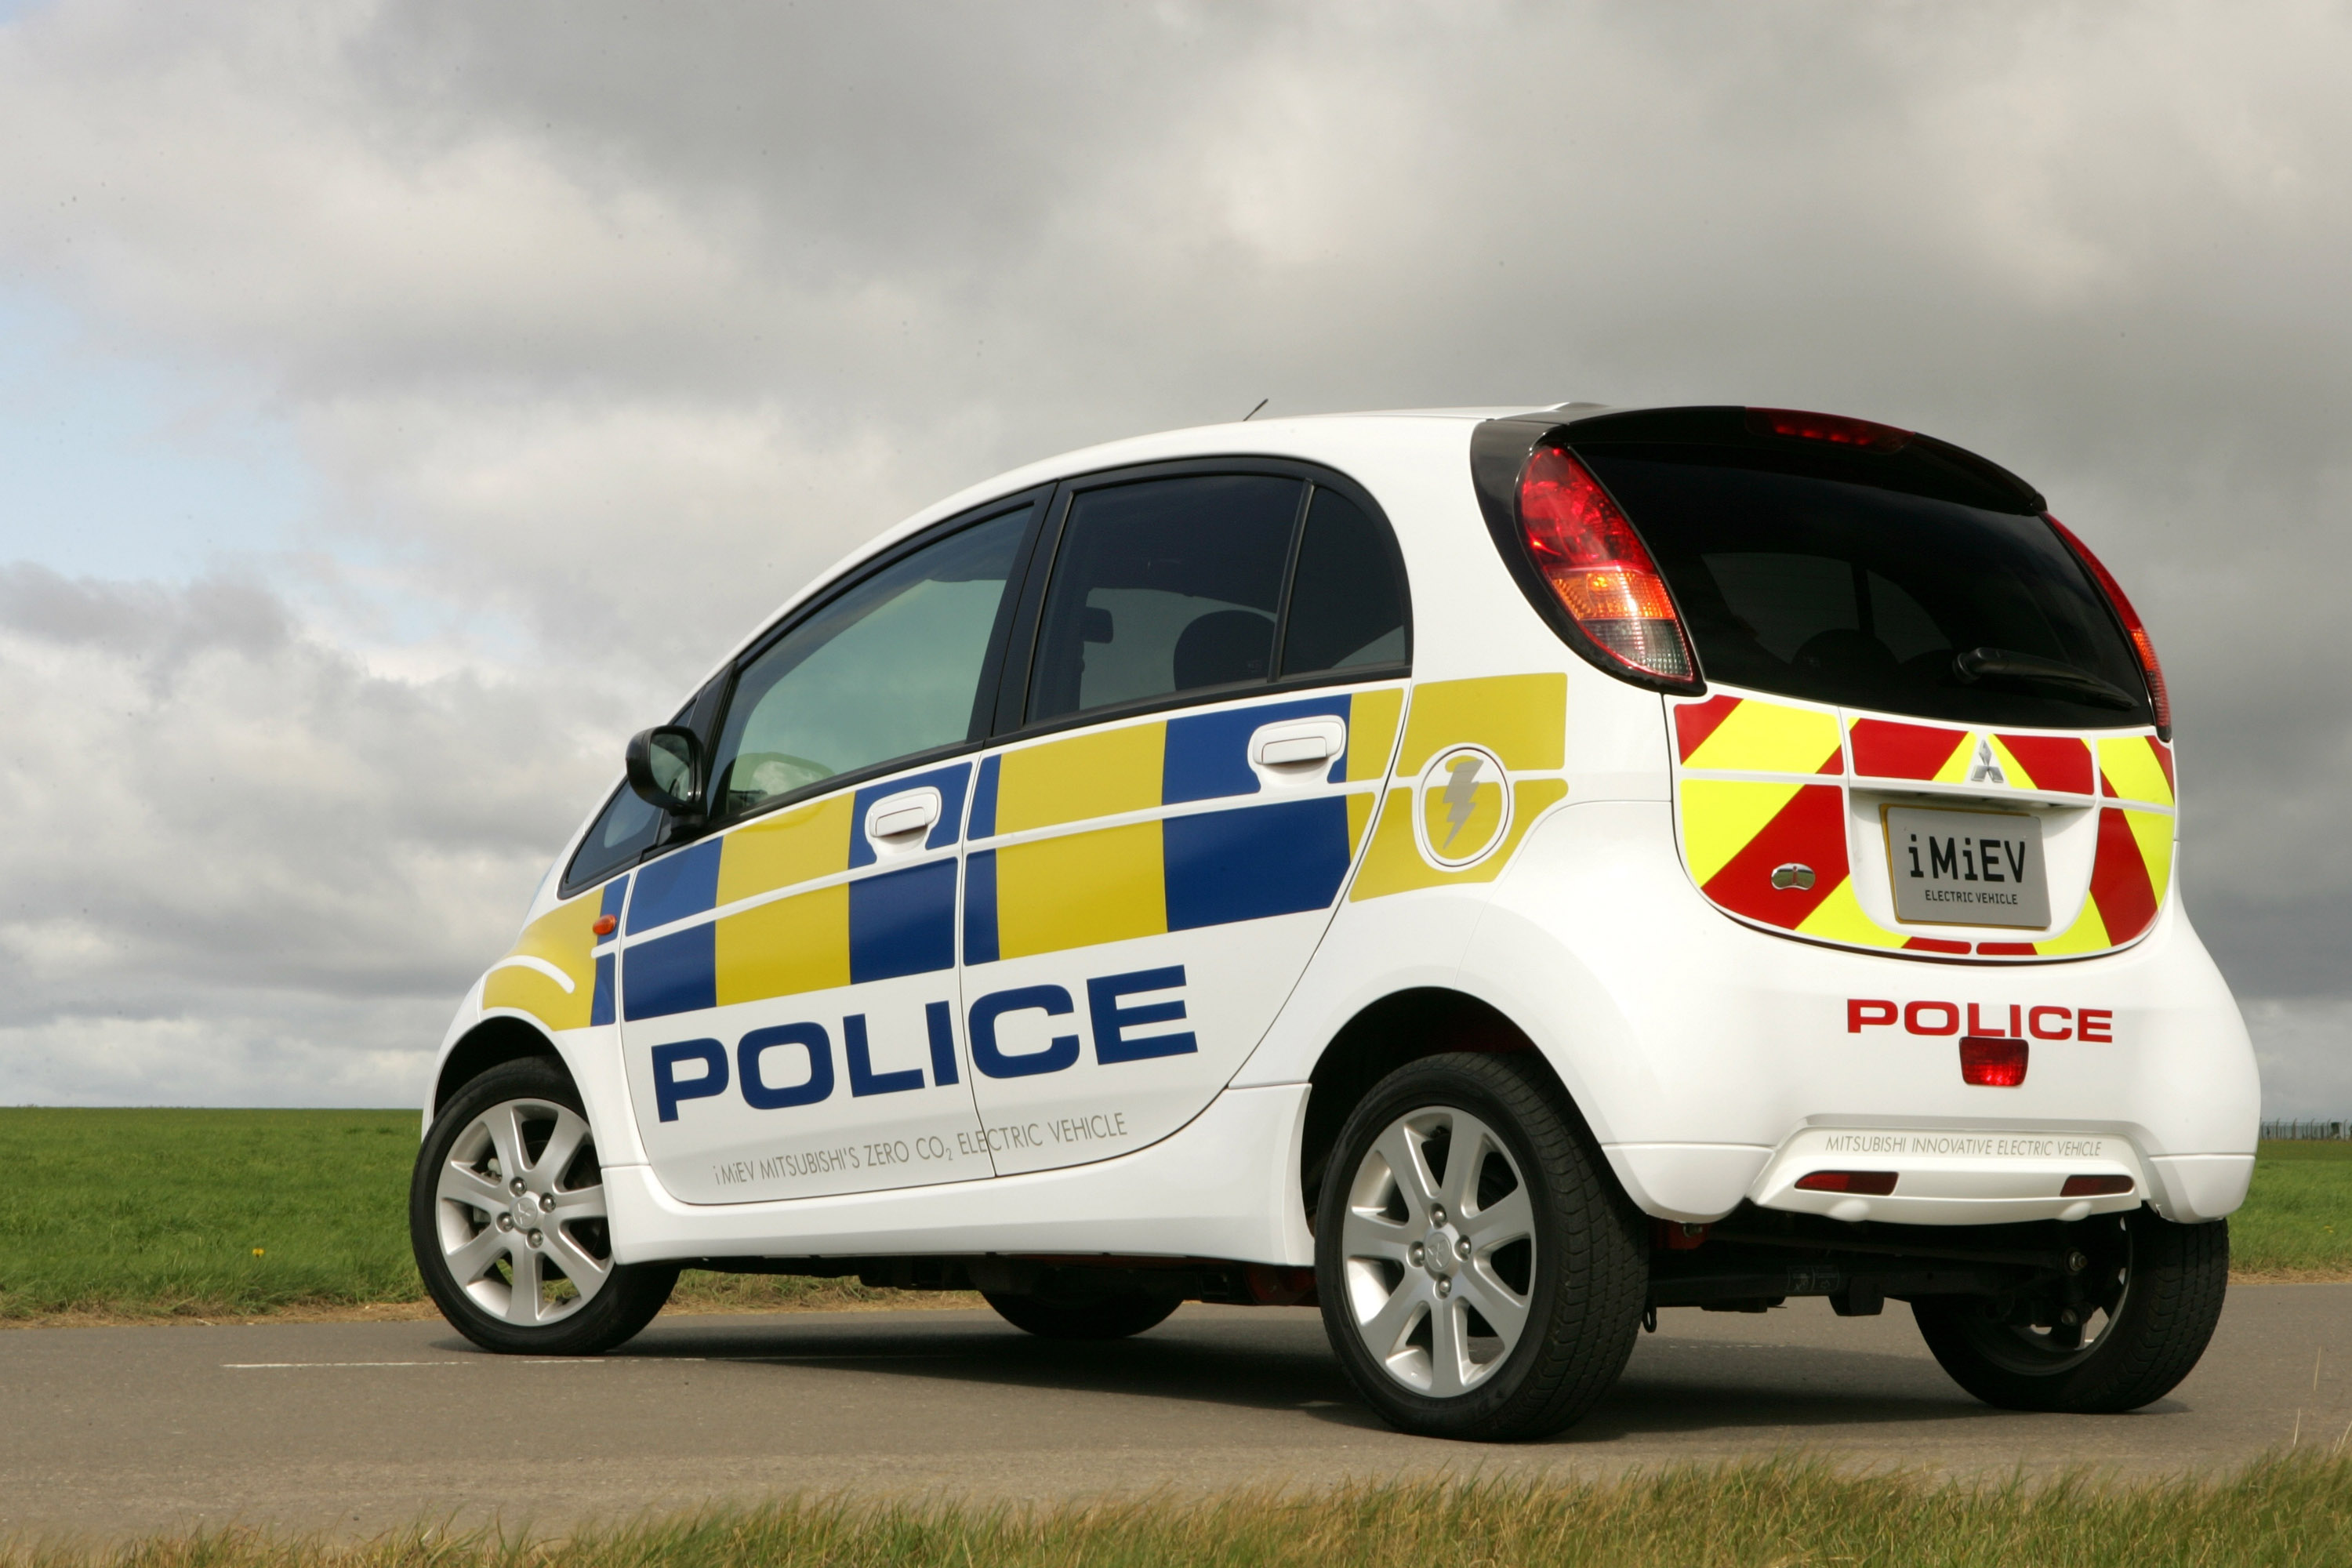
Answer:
[1516, 444, 1696, 683]
[1795, 1171, 1899, 1195]
[2043, 514, 2169, 735]
[1960, 1036, 2029, 1087]
[1745, 407, 1911, 453]
[2060, 1174, 2134, 1197]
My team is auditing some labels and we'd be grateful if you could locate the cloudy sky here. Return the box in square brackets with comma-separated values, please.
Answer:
[0, 0, 2346, 1112]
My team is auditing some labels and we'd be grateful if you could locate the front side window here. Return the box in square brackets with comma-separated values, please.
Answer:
[709, 508, 1029, 819]
[562, 783, 665, 896]
[1026, 475, 1302, 724]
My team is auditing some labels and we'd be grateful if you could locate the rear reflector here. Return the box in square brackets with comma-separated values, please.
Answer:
[1795, 1171, 1899, 1195]
[1960, 1036, 2030, 1087]
[1515, 443, 1697, 684]
[2060, 1174, 2135, 1197]
[2043, 514, 2169, 737]
[1744, 407, 1912, 454]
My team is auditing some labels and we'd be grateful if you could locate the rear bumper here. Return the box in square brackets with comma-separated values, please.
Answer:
[1463, 800, 2260, 1225]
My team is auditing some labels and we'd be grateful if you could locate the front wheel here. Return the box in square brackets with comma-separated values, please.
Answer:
[1316, 1051, 1645, 1441]
[1914, 1208, 2227, 1412]
[409, 1057, 677, 1355]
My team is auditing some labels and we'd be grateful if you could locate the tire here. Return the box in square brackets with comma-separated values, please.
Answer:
[1913, 1208, 2228, 1413]
[410, 1056, 678, 1355]
[1315, 1051, 1645, 1441]
[982, 1289, 1183, 1341]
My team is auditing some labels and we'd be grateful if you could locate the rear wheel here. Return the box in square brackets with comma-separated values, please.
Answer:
[1913, 1208, 2227, 1412]
[983, 1289, 1182, 1340]
[410, 1057, 677, 1355]
[1316, 1051, 1644, 1441]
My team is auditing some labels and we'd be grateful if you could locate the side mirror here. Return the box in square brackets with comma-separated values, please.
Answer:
[624, 726, 704, 815]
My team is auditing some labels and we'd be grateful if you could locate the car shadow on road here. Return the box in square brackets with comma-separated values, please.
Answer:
[422, 1306, 2035, 1444]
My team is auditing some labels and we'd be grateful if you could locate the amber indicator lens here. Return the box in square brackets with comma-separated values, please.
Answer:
[1960, 1036, 2030, 1087]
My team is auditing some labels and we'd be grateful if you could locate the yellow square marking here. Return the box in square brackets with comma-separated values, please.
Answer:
[717, 794, 855, 906]
[1678, 778, 1804, 886]
[1345, 687, 1405, 782]
[1349, 780, 1566, 898]
[1346, 789, 1377, 853]
[996, 723, 1166, 834]
[713, 884, 850, 1005]
[994, 822, 1167, 958]
[1682, 700, 1842, 776]
[1398, 674, 1566, 774]
[2098, 737, 2175, 807]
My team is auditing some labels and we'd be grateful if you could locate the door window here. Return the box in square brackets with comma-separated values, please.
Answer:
[711, 509, 1029, 818]
[1025, 475, 1303, 724]
[562, 784, 664, 898]
[1279, 486, 1410, 677]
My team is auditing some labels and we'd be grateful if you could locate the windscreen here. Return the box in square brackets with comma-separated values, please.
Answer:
[1574, 445, 2154, 730]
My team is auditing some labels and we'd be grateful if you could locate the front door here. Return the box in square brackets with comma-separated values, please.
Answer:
[619, 503, 1033, 1203]
[957, 471, 1411, 1174]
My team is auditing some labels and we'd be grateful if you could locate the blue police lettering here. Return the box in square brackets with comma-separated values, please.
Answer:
[646, 968, 1198, 1118]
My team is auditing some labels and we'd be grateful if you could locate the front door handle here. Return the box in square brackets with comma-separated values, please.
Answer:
[866, 787, 942, 842]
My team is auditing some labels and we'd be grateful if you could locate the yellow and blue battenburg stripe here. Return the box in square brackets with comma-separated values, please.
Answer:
[964, 691, 1401, 964]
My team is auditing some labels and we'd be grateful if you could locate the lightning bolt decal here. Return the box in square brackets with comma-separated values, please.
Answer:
[1441, 755, 1483, 848]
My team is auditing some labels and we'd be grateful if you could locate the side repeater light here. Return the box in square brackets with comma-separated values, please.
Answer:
[1515, 442, 1697, 684]
[1795, 1171, 1899, 1196]
[1960, 1036, 2030, 1087]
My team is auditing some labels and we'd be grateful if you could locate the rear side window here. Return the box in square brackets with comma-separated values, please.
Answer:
[710, 507, 1029, 819]
[1027, 475, 1303, 723]
[1279, 487, 1410, 677]
[1578, 447, 2153, 729]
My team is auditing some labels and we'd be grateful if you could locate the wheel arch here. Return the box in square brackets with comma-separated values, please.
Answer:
[1299, 987, 1616, 1225]
[434, 1015, 569, 1115]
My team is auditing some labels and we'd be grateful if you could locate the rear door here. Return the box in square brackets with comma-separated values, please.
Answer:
[618, 500, 1036, 1202]
[957, 467, 1410, 1174]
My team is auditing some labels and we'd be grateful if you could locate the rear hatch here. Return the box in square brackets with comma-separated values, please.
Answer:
[1570, 412, 2172, 962]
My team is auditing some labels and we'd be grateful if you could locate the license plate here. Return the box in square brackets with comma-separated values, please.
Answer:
[1882, 804, 2049, 929]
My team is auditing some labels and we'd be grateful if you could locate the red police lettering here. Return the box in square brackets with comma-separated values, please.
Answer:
[1848, 999, 1898, 1033]
[1904, 1000, 1960, 1036]
[2028, 1006, 2073, 1040]
[2078, 1008, 2114, 1044]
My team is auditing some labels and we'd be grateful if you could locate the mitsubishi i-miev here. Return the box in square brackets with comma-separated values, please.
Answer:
[410, 404, 2255, 1441]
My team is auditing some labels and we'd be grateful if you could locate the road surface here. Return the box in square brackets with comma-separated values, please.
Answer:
[3, 1283, 2345, 1538]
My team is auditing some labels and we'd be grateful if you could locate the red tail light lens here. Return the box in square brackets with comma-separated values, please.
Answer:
[2043, 514, 2169, 736]
[1795, 1170, 1899, 1195]
[1960, 1036, 2029, 1087]
[1745, 407, 1912, 453]
[1516, 443, 1696, 683]
[2060, 1174, 2135, 1197]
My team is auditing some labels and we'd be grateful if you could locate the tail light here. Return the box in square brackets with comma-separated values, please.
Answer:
[1960, 1036, 2029, 1087]
[2044, 514, 2170, 738]
[1795, 1171, 1899, 1195]
[1515, 443, 1697, 684]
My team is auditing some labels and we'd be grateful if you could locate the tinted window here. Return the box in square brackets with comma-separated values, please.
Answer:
[710, 509, 1028, 819]
[563, 783, 663, 896]
[1028, 475, 1301, 722]
[1279, 487, 1410, 677]
[1578, 447, 2153, 729]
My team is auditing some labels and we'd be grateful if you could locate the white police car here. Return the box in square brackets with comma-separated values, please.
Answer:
[412, 405, 2256, 1441]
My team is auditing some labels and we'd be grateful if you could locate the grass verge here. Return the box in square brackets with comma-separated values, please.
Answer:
[5, 1455, 2351, 1567]
[2, 1109, 2345, 1322]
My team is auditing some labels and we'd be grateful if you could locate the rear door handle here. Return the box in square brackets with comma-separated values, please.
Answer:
[866, 787, 942, 842]
[1251, 717, 1347, 771]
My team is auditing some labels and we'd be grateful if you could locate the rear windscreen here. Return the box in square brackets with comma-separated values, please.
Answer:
[1575, 445, 2154, 730]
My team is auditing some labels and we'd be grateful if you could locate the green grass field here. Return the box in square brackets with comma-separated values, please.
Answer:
[5, 1457, 2350, 1567]
[1, 1109, 2345, 1322]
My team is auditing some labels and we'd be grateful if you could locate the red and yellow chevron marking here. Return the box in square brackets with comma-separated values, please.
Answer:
[1846, 717, 2094, 796]
[1675, 695, 1842, 775]
[2098, 735, 2176, 806]
[2032, 805, 2173, 954]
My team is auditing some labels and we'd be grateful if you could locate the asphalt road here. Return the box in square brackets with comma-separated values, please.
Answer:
[4, 1283, 2347, 1539]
